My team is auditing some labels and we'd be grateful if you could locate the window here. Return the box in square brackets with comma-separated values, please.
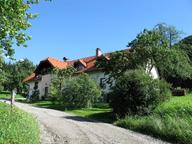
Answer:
[100, 78, 106, 89]
[34, 82, 39, 90]
[74, 63, 84, 71]
[44, 87, 49, 97]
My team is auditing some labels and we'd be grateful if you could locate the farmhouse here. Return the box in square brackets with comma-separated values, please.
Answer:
[23, 48, 159, 99]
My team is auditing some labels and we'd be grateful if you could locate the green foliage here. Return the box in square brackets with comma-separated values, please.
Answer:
[115, 96, 192, 144]
[30, 81, 40, 101]
[96, 23, 192, 83]
[0, 102, 39, 144]
[0, 92, 23, 99]
[62, 73, 101, 108]
[0, 0, 50, 58]
[177, 35, 192, 63]
[96, 51, 130, 83]
[49, 67, 76, 102]
[128, 28, 192, 79]
[165, 35, 192, 88]
[2, 59, 35, 93]
[31, 90, 40, 101]
[154, 23, 182, 48]
[109, 69, 170, 117]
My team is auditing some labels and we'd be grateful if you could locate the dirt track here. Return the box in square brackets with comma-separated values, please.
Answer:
[14, 102, 168, 144]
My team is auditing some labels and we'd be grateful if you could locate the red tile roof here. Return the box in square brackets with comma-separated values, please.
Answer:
[47, 57, 67, 69]
[78, 59, 87, 67]
[23, 73, 36, 83]
[23, 49, 127, 83]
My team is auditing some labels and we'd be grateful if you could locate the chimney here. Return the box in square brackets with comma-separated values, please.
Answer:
[96, 48, 102, 57]
[63, 57, 68, 62]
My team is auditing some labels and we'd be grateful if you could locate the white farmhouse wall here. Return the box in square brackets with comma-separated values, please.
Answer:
[27, 74, 53, 99]
[38, 74, 53, 99]
[150, 66, 159, 79]
[27, 67, 159, 99]
[146, 63, 159, 79]
[87, 71, 111, 93]
[28, 82, 34, 96]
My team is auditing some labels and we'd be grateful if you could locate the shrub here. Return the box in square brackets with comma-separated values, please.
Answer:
[109, 69, 170, 117]
[62, 73, 101, 108]
[49, 67, 76, 103]
[115, 96, 192, 144]
[31, 89, 40, 101]
[30, 81, 40, 101]
[49, 78, 60, 103]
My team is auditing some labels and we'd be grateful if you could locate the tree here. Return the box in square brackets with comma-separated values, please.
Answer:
[0, 0, 41, 58]
[97, 24, 192, 83]
[166, 35, 192, 88]
[176, 35, 192, 63]
[154, 23, 182, 48]
[2, 59, 35, 93]
[0, 0, 50, 93]
[49, 67, 76, 102]
[127, 29, 192, 79]
[62, 73, 101, 108]
[109, 69, 170, 117]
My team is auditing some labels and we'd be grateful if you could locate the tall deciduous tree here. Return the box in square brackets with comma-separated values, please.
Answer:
[0, 0, 50, 59]
[0, 0, 49, 92]
[97, 24, 192, 84]
[166, 35, 192, 88]
[176, 35, 192, 63]
[154, 23, 182, 48]
[127, 29, 192, 79]
[2, 59, 35, 93]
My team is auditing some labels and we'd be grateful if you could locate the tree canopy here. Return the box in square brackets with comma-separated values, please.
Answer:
[154, 23, 182, 48]
[0, 0, 50, 58]
[49, 67, 76, 102]
[176, 35, 192, 63]
[96, 24, 192, 84]
[2, 59, 35, 93]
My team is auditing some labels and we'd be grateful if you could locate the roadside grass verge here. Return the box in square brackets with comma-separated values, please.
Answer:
[65, 104, 114, 123]
[115, 95, 192, 144]
[0, 102, 39, 144]
[22, 100, 115, 123]
[0, 91, 24, 99]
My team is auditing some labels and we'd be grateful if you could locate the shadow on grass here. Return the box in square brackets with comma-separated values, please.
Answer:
[63, 112, 115, 123]
[35, 102, 116, 123]
[86, 112, 116, 123]
[63, 115, 98, 122]
[16, 100, 116, 123]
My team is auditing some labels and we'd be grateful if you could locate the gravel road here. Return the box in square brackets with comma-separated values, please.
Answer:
[13, 102, 168, 144]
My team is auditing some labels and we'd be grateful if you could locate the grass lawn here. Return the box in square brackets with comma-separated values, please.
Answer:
[30, 101, 115, 123]
[65, 103, 114, 123]
[0, 91, 24, 99]
[0, 102, 39, 144]
[115, 95, 192, 144]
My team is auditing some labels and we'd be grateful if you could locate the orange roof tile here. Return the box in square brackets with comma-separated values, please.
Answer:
[47, 57, 67, 69]
[23, 73, 36, 83]
[23, 49, 128, 83]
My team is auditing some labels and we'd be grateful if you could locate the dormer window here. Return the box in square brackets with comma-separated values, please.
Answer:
[74, 59, 87, 71]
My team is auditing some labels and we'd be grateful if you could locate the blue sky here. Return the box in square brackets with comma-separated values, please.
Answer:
[14, 0, 192, 64]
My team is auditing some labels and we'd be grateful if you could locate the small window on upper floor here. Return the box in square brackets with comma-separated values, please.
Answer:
[74, 62, 84, 71]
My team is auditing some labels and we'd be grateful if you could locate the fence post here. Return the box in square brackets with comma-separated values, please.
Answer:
[11, 89, 16, 108]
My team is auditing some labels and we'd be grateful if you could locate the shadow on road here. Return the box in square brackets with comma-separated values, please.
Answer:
[63, 115, 99, 123]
